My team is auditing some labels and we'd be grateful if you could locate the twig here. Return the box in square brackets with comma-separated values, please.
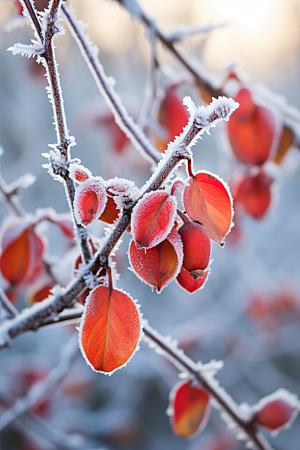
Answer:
[0, 286, 18, 320]
[0, 333, 79, 433]
[0, 173, 26, 218]
[143, 323, 274, 450]
[61, 3, 162, 165]
[22, 0, 92, 264]
[116, 0, 222, 98]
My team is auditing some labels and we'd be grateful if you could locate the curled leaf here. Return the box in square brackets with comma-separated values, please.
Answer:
[183, 171, 233, 244]
[79, 286, 141, 374]
[132, 190, 177, 249]
[170, 380, 211, 438]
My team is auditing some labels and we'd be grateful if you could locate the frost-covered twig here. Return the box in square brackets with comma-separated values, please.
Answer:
[0, 286, 18, 320]
[116, 0, 222, 98]
[14, 0, 92, 264]
[61, 3, 161, 166]
[117, 0, 300, 143]
[166, 22, 228, 42]
[0, 333, 79, 433]
[0, 172, 28, 218]
[0, 96, 235, 349]
[143, 323, 274, 450]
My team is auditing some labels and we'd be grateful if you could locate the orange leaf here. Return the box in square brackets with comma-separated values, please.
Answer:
[170, 380, 211, 438]
[129, 226, 183, 293]
[227, 87, 278, 166]
[274, 125, 294, 165]
[183, 171, 233, 244]
[0, 222, 44, 286]
[132, 190, 176, 249]
[79, 286, 141, 374]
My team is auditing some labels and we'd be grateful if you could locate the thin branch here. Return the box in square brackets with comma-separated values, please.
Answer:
[61, 3, 162, 165]
[143, 323, 274, 450]
[22, 0, 92, 264]
[0, 286, 18, 320]
[117, 0, 300, 141]
[0, 173, 26, 217]
[0, 333, 79, 433]
[116, 0, 222, 98]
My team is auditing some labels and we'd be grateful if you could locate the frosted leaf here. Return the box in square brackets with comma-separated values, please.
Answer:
[106, 177, 135, 195]
[74, 177, 107, 227]
[69, 163, 92, 182]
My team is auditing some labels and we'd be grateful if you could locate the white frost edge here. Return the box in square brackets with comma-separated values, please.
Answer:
[252, 388, 300, 435]
[131, 190, 177, 250]
[73, 177, 107, 227]
[69, 163, 92, 182]
[78, 286, 144, 376]
[167, 379, 212, 438]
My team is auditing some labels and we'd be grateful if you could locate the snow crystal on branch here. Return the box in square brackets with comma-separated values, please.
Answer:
[8, 42, 44, 59]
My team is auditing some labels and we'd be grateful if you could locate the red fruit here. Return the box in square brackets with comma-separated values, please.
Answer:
[177, 266, 209, 293]
[254, 390, 299, 432]
[178, 221, 211, 278]
[228, 87, 277, 166]
[170, 380, 211, 438]
[235, 170, 272, 219]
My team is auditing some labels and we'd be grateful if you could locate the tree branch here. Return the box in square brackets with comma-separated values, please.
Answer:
[61, 3, 162, 165]
[21, 0, 92, 264]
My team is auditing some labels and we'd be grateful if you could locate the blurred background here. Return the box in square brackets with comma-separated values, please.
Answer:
[0, 0, 300, 449]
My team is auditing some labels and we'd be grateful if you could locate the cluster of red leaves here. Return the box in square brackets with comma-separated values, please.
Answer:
[0, 214, 74, 304]
[75, 154, 233, 376]
[130, 170, 232, 294]
[225, 82, 294, 225]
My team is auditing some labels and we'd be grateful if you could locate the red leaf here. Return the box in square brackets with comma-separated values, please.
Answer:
[129, 226, 183, 293]
[183, 171, 233, 244]
[79, 286, 141, 374]
[177, 266, 209, 293]
[69, 164, 91, 183]
[99, 195, 120, 224]
[235, 170, 272, 219]
[53, 218, 74, 239]
[158, 85, 189, 142]
[74, 178, 107, 226]
[0, 221, 44, 286]
[132, 190, 177, 249]
[171, 179, 184, 196]
[170, 380, 211, 438]
[27, 280, 54, 304]
[227, 87, 278, 166]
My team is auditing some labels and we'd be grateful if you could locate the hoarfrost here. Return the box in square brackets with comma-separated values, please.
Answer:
[8, 42, 44, 59]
